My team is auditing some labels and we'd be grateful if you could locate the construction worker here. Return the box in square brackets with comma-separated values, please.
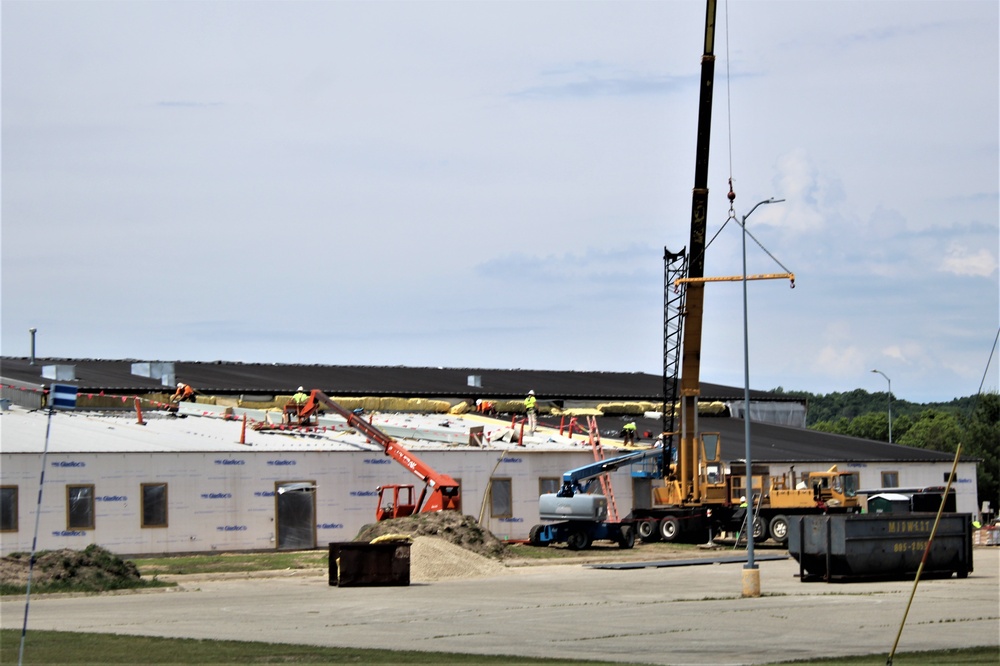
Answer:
[524, 390, 537, 434]
[622, 421, 637, 445]
[172, 382, 195, 403]
[292, 386, 310, 405]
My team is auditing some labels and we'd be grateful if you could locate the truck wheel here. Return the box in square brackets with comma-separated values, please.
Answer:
[636, 519, 658, 542]
[529, 524, 545, 547]
[618, 525, 636, 549]
[751, 516, 767, 543]
[659, 516, 680, 542]
[566, 529, 591, 551]
[768, 515, 789, 545]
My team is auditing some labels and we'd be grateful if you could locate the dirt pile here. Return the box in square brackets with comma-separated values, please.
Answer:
[0, 544, 141, 592]
[355, 512, 509, 560]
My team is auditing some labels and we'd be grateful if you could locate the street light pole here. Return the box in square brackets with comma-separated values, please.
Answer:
[740, 197, 783, 597]
[871, 369, 892, 443]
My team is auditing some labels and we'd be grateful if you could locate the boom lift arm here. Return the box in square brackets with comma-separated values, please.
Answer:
[556, 447, 667, 498]
[300, 390, 461, 515]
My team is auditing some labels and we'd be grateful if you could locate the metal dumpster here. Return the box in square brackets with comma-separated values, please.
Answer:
[788, 513, 973, 582]
[328, 541, 411, 587]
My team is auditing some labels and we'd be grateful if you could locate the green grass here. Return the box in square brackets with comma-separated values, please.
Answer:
[131, 550, 329, 575]
[0, 629, 628, 664]
[1, 630, 994, 665]
[767, 646, 999, 665]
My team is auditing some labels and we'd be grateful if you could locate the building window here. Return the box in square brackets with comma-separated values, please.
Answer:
[881, 471, 899, 488]
[141, 483, 168, 528]
[539, 478, 560, 495]
[1, 486, 17, 532]
[489, 478, 512, 518]
[67, 485, 95, 530]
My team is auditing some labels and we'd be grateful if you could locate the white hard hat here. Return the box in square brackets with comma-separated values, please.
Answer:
[740, 496, 746, 503]
[297, 386, 304, 391]
[528, 390, 535, 395]
[177, 383, 183, 388]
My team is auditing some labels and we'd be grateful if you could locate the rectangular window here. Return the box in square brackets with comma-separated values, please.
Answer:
[539, 478, 560, 495]
[141, 483, 168, 528]
[0, 486, 17, 532]
[489, 478, 512, 518]
[67, 485, 95, 530]
[881, 471, 899, 488]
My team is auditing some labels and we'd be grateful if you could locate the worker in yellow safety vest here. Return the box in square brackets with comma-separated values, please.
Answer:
[622, 421, 637, 445]
[524, 390, 537, 434]
[292, 387, 310, 405]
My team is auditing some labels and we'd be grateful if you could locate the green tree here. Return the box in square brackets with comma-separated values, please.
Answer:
[890, 413, 913, 442]
[847, 412, 888, 441]
[960, 393, 999, 516]
[811, 417, 851, 435]
[897, 409, 963, 453]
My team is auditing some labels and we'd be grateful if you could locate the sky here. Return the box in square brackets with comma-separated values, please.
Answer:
[2, 1, 997, 404]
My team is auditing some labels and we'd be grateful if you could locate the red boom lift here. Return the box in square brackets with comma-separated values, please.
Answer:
[295, 390, 462, 521]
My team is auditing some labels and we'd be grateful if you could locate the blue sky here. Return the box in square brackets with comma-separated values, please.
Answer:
[2, 1, 997, 403]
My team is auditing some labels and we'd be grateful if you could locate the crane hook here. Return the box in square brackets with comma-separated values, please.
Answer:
[727, 178, 737, 219]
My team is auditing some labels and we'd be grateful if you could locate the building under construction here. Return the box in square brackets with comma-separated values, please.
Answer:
[0, 357, 978, 556]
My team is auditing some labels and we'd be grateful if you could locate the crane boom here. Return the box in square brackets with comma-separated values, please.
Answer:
[302, 390, 461, 514]
[677, 0, 719, 505]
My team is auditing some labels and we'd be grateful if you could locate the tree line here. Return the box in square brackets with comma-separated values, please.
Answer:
[770, 388, 999, 516]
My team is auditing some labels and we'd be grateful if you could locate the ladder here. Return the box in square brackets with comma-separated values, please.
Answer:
[588, 416, 620, 522]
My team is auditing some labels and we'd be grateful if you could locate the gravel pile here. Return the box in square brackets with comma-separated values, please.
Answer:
[410, 536, 507, 582]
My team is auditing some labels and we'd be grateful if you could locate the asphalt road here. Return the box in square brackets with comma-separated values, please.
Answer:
[3, 548, 998, 665]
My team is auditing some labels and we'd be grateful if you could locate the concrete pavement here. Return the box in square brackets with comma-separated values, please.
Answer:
[2, 548, 998, 665]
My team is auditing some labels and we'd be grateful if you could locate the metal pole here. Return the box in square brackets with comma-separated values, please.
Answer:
[741, 209, 755, 575]
[28, 328, 37, 365]
[19, 407, 54, 665]
[740, 198, 783, 596]
[871, 369, 892, 443]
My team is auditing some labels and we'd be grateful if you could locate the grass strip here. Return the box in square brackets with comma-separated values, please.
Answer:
[0, 629, 630, 665]
[2, 629, 994, 665]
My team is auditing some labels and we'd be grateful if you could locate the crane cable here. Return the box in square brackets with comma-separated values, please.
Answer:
[699, 0, 793, 281]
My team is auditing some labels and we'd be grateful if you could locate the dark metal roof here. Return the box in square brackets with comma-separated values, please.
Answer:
[0, 357, 960, 465]
[0, 356, 779, 402]
[591, 414, 961, 463]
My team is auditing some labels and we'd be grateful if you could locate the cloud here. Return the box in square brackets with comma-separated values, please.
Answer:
[768, 149, 843, 234]
[939, 244, 998, 278]
[879, 342, 927, 367]
[511, 61, 694, 99]
[814, 343, 866, 379]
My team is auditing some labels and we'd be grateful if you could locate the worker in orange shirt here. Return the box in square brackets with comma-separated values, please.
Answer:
[172, 382, 195, 403]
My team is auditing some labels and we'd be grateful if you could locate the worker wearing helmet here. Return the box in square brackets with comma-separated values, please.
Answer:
[292, 386, 310, 405]
[172, 382, 195, 403]
[524, 390, 538, 434]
